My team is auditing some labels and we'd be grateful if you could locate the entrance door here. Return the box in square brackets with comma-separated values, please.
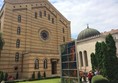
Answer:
[51, 61, 57, 74]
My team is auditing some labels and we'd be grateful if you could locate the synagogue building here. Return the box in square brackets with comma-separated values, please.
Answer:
[0, 0, 71, 79]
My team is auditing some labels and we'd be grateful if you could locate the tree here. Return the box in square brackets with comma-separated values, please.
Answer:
[37, 71, 41, 80]
[99, 41, 107, 75]
[16, 72, 19, 79]
[4, 72, 8, 81]
[91, 34, 118, 82]
[43, 71, 46, 78]
[95, 42, 102, 70]
[91, 42, 104, 71]
[104, 34, 118, 81]
[91, 53, 97, 71]
[0, 71, 4, 82]
[32, 72, 35, 80]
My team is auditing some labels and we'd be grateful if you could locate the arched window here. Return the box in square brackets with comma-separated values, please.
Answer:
[18, 15, 21, 23]
[17, 26, 21, 35]
[44, 59, 48, 69]
[44, 11, 46, 16]
[34, 59, 39, 69]
[16, 39, 20, 48]
[63, 28, 65, 33]
[52, 18, 54, 24]
[63, 36, 65, 42]
[35, 12, 37, 19]
[39, 11, 42, 18]
[48, 14, 50, 20]
[79, 51, 83, 67]
[15, 52, 19, 62]
[84, 51, 88, 66]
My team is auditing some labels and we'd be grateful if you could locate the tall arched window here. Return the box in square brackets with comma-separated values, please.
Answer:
[39, 11, 42, 18]
[34, 59, 39, 69]
[63, 28, 65, 33]
[18, 15, 21, 23]
[44, 59, 48, 69]
[35, 12, 37, 19]
[15, 52, 19, 62]
[44, 11, 46, 16]
[63, 36, 65, 42]
[79, 51, 83, 67]
[17, 26, 21, 35]
[52, 18, 54, 24]
[84, 51, 88, 66]
[48, 14, 50, 20]
[16, 39, 20, 48]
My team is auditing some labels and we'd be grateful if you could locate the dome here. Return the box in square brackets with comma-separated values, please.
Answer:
[77, 26, 100, 40]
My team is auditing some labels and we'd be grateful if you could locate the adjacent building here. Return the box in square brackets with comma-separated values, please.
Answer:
[77, 26, 118, 72]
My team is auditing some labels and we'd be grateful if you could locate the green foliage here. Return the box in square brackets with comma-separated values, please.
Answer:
[0, 71, 4, 82]
[16, 72, 19, 79]
[99, 42, 107, 75]
[32, 72, 35, 80]
[43, 71, 46, 78]
[4, 72, 8, 81]
[17, 78, 60, 83]
[91, 34, 118, 82]
[104, 34, 118, 80]
[91, 53, 97, 71]
[110, 79, 118, 83]
[92, 75, 109, 83]
[37, 71, 41, 80]
[91, 42, 106, 72]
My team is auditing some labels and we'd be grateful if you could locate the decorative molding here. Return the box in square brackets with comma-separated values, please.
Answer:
[5, 0, 47, 4]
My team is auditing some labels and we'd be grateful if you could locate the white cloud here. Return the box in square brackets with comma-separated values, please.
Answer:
[0, 0, 118, 39]
[49, 0, 118, 38]
[0, 0, 3, 7]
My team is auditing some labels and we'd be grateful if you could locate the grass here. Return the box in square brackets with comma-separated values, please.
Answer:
[17, 78, 60, 83]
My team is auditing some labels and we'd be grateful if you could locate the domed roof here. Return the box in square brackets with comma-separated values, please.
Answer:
[77, 26, 100, 40]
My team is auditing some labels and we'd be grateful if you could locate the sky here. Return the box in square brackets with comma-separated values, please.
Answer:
[0, 0, 118, 39]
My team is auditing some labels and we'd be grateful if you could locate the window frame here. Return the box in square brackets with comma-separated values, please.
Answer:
[39, 11, 42, 18]
[34, 59, 39, 69]
[44, 59, 48, 69]
[15, 52, 19, 62]
[44, 11, 46, 17]
[16, 39, 20, 48]
[17, 26, 21, 35]
[35, 12, 37, 19]
[18, 15, 21, 23]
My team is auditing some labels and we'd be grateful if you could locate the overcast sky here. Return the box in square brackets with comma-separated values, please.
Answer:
[0, 0, 118, 39]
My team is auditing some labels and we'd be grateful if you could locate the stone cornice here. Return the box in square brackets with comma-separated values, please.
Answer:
[4, 0, 47, 4]
[77, 34, 103, 43]
[4, 0, 70, 24]
[77, 29, 118, 43]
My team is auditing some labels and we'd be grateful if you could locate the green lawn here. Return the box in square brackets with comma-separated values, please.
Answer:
[17, 78, 60, 83]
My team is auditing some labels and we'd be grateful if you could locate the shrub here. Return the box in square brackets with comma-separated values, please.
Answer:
[32, 72, 35, 80]
[110, 79, 118, 83]
[92, 75, 109, 83]
[0, 71, 4, 82]
[16, 72, 19, 79]
[4, 72, 8, 81]
[43, 71, 46, 78]
[37, 71, 41, 80]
